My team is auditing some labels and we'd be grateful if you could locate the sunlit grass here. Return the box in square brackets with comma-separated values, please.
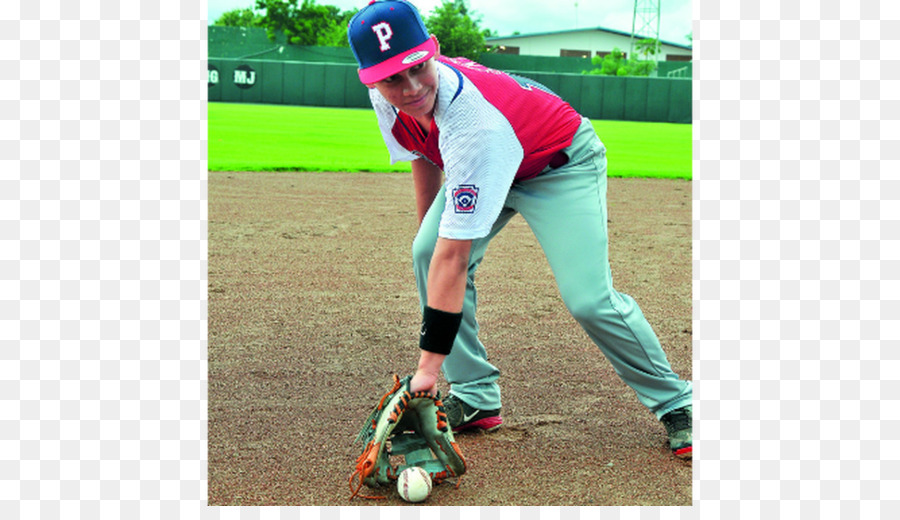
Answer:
[208, 102, 691, 179]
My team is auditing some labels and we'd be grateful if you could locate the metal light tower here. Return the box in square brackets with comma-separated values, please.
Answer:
[630, 0, 660, 59]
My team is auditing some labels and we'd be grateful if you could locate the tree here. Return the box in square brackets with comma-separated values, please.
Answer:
[425, 0, 488, 60]
[256, 0, 294, 41]
[584, 47, 657, 77]
[255, 0, 357, 47]
[624, 59, 657, 76]
[213, 8, 265, 27]
[587, 48, 625, 76]
[635, 38, 660, 60]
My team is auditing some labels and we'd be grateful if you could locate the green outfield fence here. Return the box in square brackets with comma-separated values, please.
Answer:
[476, 54, 692, 79]
[208, 26, 692, 76]
[208, 57, 691, 124]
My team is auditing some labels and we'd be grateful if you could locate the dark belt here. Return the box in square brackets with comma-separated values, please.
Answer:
[548, 150, 569, 169]
[528, 150, 571, 181]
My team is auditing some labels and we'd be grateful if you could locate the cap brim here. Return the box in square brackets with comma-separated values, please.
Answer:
[358, 36, 437, 84]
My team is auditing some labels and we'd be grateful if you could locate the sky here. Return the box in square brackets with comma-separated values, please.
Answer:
[207, 0, 693, 46]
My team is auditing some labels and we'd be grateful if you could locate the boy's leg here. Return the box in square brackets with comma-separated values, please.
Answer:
[509, 119, 692, 418]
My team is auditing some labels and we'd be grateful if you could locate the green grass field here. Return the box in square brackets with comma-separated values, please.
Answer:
[208, 102, 691, 179]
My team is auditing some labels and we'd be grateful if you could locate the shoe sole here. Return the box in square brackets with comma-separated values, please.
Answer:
[674, 446, 692, 460]
[452, 416, 503, 433]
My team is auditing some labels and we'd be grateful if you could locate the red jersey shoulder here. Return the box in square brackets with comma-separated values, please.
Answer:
[436, 56, 582, 180]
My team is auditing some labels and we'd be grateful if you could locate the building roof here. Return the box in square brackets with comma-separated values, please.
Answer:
[486, 26, 692, 51]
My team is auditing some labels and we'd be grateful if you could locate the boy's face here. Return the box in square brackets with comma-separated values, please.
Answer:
[368, 58, 439, 122]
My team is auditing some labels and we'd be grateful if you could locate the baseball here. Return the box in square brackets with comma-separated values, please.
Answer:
[397, 466, 432, 502]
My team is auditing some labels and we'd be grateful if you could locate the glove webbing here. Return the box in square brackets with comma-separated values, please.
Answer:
[350, 375, 404, 499]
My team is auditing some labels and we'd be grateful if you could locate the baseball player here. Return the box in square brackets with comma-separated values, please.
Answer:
[348, 0, 693, 459]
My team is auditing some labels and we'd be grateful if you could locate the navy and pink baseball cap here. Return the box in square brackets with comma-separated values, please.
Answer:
[348, 0, 438, 84]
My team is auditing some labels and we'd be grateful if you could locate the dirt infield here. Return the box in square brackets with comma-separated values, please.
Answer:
[208, 171, 692, 506]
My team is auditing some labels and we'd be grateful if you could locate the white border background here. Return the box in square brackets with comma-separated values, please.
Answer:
[4, 0, 898, 518]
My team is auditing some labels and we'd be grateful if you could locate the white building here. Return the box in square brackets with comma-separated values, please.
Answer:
[486, 27, 692, 61]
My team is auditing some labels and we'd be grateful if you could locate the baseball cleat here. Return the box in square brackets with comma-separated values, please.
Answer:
[661, 405, 692, 460]
[441, 393, 502, 432]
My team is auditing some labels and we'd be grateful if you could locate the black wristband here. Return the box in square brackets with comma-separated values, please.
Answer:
[418, 306, 463, 355]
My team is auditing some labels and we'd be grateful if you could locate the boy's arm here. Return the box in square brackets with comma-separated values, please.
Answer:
[410, 237, 471, 394]
[409, 159, 470, 395]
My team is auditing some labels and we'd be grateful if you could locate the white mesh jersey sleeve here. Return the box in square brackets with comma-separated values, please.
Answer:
[369, 88, 419, 164]
[434, 64, 524, 240]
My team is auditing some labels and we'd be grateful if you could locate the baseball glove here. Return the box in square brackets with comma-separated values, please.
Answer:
[349, 374, 467, 499]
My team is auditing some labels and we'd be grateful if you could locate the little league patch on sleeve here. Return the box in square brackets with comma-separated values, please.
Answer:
[452, 185, 479, 213]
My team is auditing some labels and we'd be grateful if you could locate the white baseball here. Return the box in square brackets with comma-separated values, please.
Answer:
[397, 466, 432, 502]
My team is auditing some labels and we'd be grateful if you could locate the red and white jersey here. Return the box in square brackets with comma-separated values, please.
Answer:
[370, 56, 582, 240]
